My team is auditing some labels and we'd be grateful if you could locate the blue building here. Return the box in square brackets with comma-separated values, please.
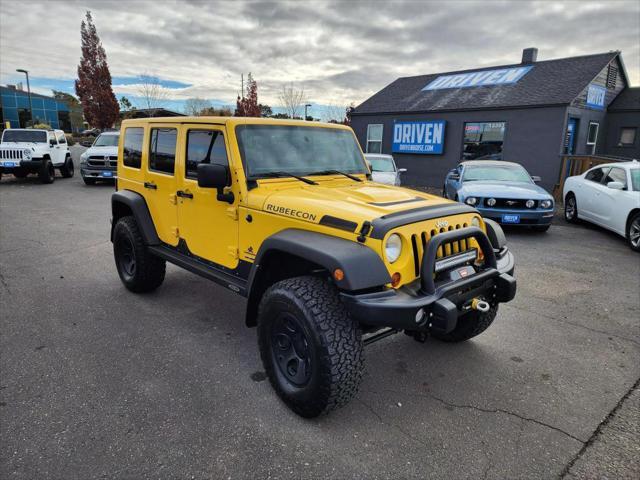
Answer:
[0, 85, 74, 132]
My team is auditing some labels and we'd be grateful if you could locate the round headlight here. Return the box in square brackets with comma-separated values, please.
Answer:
[526, 199, 535, 208]
[541, 199, 553, 209]
[486, 198, 496, 207]
[465, 197, 478, 206]
[385, 233, 402, 263]
[22, 149, 32, 160]
[471, 216, 481, 227]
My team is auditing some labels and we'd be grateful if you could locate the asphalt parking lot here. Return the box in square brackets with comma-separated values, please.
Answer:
[1, 147, 638, 479]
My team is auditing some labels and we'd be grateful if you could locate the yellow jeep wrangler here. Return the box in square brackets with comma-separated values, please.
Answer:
[111, 117, 516, 417]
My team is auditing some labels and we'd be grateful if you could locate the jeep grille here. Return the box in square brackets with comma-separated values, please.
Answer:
[0, 149, 24, 160]
[409, 223, 472, 277]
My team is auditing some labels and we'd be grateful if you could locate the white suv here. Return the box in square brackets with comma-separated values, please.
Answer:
[0, 128, 74, 183]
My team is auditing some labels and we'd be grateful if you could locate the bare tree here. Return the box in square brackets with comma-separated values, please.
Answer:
[184, 97, 212, 116]
[136, 74, 168, 115]
[323, 102, 348, 123]
[278, 82, 306, 119]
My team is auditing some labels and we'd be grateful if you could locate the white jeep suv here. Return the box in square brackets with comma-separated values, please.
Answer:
[0, 128, 74, 183]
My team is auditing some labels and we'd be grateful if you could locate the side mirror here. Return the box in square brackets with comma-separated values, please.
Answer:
[607, 181, 624, 190]
[398, 168, 407, 173]
[197, 163, 234, 203]
[531, 175, 542, 183]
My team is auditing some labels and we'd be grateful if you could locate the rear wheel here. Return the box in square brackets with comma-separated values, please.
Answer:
[431, 304, 498, 342]
[60, 156, 74, 178]
[113, 216, 166, 292]
[627, 212, 640, 252]
[564, 194, 578, 223]
[257, 276, 364, 418]
[39, 159, 55, 184]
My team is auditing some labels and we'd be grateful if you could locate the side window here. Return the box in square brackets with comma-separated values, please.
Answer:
[366, 124, 383, 153]
[57, 132, 66, 144]
[149, 128, 177, 175]
[123, 127, 144, 169]
[185, 130, 228, 179]
[49, 132, 57, 145]
[604, 167, 627, 188]
[585, 167, 606, 183]
[619, 127, 637, 146]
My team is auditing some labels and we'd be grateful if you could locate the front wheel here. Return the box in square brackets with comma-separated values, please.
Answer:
[113, 216, 166, 292]
[39, 159, 55, 184]
[431, 304, 498, 342]
[257, 276, 364, 418]
[627, 212, 640, 252]
[564, 194, 578, 223]
[60, 156, 74, 178]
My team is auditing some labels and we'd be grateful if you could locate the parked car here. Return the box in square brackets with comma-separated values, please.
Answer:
[364, 153, 406, 186]
[81, 128, 101, 136]
[79, 131, 119, 184]
[563, 161, 640, 251]
[443, 160, 554, 231]
[0, 128, 74, 183]
[111, 117, 516, 417]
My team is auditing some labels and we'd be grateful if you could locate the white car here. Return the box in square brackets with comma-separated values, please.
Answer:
[79, 131, 119, 185]
[563, 161, 640, 251]
[364, 153, 406, 186]
[0, 128, 73, 183]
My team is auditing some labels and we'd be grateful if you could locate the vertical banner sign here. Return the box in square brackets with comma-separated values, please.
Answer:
[392, 121, 446, 154]
[586, 84, 606, 110]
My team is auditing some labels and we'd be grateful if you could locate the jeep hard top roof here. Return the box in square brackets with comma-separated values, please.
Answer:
[121, 116, 353, 131]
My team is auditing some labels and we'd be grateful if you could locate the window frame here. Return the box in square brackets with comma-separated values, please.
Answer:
[585, 167, 609, 184]
[461, 121, 507, 160]
[184, 127, 230, 180]
[147, 127, 177, 176]
[366, 124, 383, 154]
[122, 127, 144, 169]
[586, 122, 599, 146]
[618, 127, 637, 147]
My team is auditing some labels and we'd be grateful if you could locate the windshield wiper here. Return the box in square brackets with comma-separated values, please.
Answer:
[309, 169, 363, 182]
[257, 171, 318, 185]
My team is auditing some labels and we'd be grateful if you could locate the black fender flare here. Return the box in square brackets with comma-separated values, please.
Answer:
[483, 218, 506, 249]
[111, 190, 160, 245]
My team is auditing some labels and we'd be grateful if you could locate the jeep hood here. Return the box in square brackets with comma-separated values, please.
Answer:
[249, 179, 453, 229]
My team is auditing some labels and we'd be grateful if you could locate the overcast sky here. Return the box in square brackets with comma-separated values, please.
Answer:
[0, 0, 638, 114]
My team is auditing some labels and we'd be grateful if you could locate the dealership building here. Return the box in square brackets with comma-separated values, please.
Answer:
[351, 49, 639, 192]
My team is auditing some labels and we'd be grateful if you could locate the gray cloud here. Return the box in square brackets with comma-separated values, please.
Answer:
[0, 0, 637, 107]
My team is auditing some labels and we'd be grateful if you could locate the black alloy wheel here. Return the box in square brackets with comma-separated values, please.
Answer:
[270, 312, 313, 387]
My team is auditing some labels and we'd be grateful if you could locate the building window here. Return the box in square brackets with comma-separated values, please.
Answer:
[149, 128, 177, 174]
[366, 124, 383, 153]
[587, 122, 599, 154]
[185, 129, 228, 179]
[462, 122, 505, 160]
[123, 127, 144, 169]
[606, 64, 618, 89]
[619, 127, 637, 146]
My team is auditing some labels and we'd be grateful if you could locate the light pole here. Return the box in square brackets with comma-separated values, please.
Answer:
[304, 103, 312, 121]
[16, 69, 34, 127]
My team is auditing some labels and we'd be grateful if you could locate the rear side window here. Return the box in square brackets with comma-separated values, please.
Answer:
[123, 127, 144, 168]
[585, 168, 606, 183]
[149, 128, 177, 174]
[57, 132, 66, 144]
[185, 130, 228, 179]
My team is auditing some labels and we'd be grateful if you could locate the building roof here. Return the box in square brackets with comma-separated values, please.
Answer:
[121, 108, 185, 118]
[608, 87, 640, 112]
[353, 52, 620, 115]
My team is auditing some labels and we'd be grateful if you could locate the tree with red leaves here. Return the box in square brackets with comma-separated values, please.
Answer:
[75, 11, 119, 129]
[235, 73, 261, 117]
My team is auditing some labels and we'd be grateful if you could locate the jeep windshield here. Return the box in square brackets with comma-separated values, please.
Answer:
[236, 125, 368, 179]
[2, 130, 47, 143]
[93, 134, 119, 147]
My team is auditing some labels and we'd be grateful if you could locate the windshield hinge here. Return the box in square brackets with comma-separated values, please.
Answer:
[357, 221, 372, 243]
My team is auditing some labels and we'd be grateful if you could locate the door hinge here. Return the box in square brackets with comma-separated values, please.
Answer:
[169, 193, 177, 205]
[226, 206, 238, 220]
[171, 227, 179, 238]
[227, 246, 238, 259]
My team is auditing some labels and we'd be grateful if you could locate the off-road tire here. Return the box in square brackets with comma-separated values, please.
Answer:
[60, 156, 74, 178]
[257, 275, 364, 418]
[82, 176, 96, 185]
[627, 211, 640, 252]
[564, 193, 578, 223]
[113, 216, 166, 293]
[431, 304, 498, 343]
[39, 159, 55, 184]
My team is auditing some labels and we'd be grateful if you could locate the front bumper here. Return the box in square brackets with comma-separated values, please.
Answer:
[0, 159, 43, 172]
[81, 163, 117, 179]
[477, 206, 554, 226]
[341, 226, 516, 334]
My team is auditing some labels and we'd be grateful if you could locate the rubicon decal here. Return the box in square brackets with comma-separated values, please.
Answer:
[265, 204, 317, 221]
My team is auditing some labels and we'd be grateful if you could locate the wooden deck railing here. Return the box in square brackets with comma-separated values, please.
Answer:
[553, 155, 632, 202]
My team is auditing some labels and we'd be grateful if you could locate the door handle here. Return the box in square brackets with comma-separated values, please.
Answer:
[176, 190, 193, 199]
[144, 182, 157, 190]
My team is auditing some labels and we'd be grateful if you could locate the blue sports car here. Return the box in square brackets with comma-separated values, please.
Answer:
[443, 161, 555, 231]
